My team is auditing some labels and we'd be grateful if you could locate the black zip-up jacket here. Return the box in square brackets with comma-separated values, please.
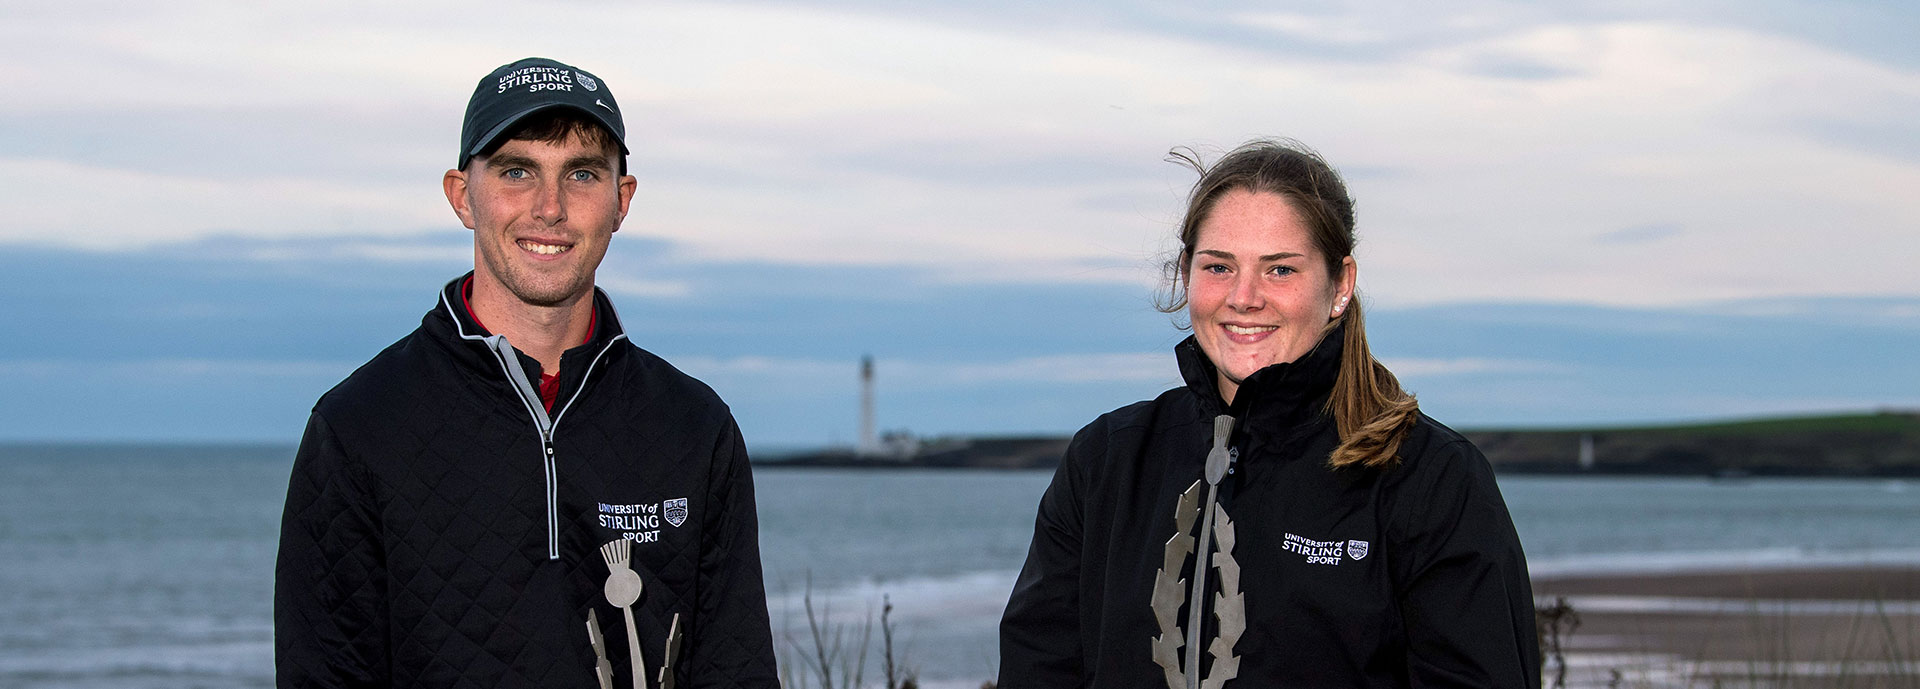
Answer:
[276, 275, 777, 688]
[1000, 329, 1538, 688]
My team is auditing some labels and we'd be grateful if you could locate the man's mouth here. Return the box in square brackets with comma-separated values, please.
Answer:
[518, 239, 572, 256]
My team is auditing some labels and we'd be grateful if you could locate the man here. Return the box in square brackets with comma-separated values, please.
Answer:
[275, 57, 777, 688]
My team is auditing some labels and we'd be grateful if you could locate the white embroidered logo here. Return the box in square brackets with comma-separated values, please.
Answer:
[663, 498, 688, 528]
[1282, 532, 1347, 565]
[1347, 539, 1370, 561]
[495, 65, 574, 94]
[597, 502, 661, 543]
[576, 71, 598, 91]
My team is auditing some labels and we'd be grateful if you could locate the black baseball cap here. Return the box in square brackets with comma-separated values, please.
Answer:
[459, 57, 628, 169]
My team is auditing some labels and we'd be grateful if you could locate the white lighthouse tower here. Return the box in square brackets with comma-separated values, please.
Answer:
[858, 355, 878, 455]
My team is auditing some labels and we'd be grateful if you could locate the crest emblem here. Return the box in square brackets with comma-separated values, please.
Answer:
[663, 498, 688, 528]
[1347, 539, 1369, 561]
[575, 71, 598, 91]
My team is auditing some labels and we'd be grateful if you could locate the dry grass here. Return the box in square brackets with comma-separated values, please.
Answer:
[778, 579, 919, 689]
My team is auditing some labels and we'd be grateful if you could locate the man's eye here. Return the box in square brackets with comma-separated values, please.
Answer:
[504, 168, 528, 180]
[570, 170, 596, 182]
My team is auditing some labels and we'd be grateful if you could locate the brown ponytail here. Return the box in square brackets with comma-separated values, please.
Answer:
[1324, 299, 1419, 468]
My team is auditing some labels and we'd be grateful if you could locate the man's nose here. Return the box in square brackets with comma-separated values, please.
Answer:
[532, 178, 566, 225]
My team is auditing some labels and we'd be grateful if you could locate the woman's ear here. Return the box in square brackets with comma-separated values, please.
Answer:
[1332, 256, 1357, 317]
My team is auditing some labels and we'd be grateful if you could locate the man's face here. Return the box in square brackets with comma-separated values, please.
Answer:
[444, 131, 636, 308]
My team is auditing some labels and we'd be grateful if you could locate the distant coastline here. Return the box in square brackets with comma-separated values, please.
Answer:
[6, 411, 1916, 478]
[766, 410, 1920, 477]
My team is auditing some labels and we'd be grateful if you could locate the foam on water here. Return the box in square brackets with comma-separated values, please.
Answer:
[1530, 546, 1920, 577]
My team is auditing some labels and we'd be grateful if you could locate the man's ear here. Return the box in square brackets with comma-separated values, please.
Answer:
[613, 174, 637, 231]
[444, 169, 477, 230]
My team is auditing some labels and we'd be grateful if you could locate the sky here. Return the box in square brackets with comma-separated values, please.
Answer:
[1, 1, 1916, 446]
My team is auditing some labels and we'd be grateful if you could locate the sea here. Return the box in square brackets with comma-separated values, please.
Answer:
[1, 445, 1916, 688]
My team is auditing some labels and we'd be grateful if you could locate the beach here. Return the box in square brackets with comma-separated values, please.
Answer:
[1534, 566, 1920, 688]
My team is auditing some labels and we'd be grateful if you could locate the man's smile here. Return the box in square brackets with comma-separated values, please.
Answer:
[517, 239, 573, 256]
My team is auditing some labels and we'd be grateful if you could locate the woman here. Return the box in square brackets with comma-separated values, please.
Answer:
[999, 140, 1538, 688]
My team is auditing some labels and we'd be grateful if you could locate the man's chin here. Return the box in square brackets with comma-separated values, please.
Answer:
[506, 281, 591, 308]
[516, 292, 584, 308]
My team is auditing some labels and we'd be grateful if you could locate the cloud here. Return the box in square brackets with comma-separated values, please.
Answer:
[673, 352, 1177, 387]
[1383, 357, 1563, 377]
[1592, 223, 1682, 245]
[1, 2, 1917, 309]
[0, 358, 359, 381]
[1683, 296, 1920, 327]
[903, 353, 1177, 385]
[1457, 53, 1584, 81]
[0, 157, 447, 248]
[594, 274, 692, 299]
[4, 230, 1916, 442]
[1229, 11, 1403, 48]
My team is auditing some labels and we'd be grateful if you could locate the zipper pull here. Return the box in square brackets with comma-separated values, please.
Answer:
[1206, 415, 1236, 486]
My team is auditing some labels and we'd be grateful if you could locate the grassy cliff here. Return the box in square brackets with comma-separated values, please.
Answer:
[1465, 410, 1920, 477]
[770, 411, 1920, 476]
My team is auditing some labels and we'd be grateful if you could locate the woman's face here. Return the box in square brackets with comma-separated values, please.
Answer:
[1185, 189, 1355, 404]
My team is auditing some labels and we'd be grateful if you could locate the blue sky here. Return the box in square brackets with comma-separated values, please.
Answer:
[1, 1, 1916, 445]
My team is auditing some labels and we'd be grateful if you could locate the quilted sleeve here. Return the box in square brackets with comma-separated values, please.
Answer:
[997, 423, 1094, 688]
[685, 418, 778, 688]
[275, 411, 389, 688]
[1385, 440, 1540, 689]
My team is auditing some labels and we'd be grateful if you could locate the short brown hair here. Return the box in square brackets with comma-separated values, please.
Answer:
[472, 108, 627, 176]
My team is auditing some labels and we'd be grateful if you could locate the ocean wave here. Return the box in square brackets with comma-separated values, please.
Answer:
[766, 569, 1017, 627]
[762, 547, 1920, 626]
[1529, 546, 1920, 577]
[0, 640, 270, 680]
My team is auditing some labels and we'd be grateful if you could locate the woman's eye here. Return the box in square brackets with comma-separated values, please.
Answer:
[1269, 265, 1296, 277]
[1201, 263, 1230, 274]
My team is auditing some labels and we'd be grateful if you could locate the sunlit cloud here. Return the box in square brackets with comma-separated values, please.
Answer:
[1384, 357, 1564, 377]
[595, 274, 693, 300]
[1, 1, 1916, 307]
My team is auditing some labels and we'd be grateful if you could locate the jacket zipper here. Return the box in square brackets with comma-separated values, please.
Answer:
[443, 291, 627, 561]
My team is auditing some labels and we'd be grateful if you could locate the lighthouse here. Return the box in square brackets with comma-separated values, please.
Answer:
[858, 355, 878, 455]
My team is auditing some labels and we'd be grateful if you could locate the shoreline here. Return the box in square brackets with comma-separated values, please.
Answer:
[763, 557, 1920, 687]
[1533, 565, 1920, 688]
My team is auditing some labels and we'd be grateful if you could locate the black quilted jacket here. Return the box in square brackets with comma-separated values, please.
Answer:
[276, 275, 777, 688]
[999, 328, 1539, 688]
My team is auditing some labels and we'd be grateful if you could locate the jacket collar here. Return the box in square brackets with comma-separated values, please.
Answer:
[424, 272, 630, 377]
[1176, 322, 1344, 441]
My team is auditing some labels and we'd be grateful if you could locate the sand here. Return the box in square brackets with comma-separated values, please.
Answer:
[1531, 566, 1920, 688]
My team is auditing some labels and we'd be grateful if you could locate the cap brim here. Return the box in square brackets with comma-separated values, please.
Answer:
[465, 103, 630, 162]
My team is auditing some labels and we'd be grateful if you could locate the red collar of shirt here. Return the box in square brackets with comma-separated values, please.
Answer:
[460, 276, 596, 412]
